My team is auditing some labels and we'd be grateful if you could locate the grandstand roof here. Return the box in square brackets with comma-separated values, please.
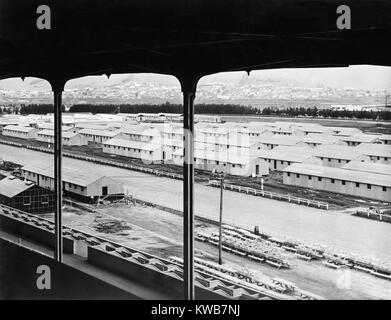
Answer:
[1, 1, 389, 83]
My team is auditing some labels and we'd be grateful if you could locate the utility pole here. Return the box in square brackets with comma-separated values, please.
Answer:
[385, 94, 390, 108]
[218, 172, 224, 265]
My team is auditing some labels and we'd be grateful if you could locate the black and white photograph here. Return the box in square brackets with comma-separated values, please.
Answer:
[0, 0, 390, 306]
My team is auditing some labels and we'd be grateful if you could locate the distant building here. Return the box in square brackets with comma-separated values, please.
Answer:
[173, 147, 267, 177]
[0, 120, 19, 133]
[283, 163, 391, 202]
[0, 176, 55, 214]
[258, 146, 322, 171]
[238, 125, 271, 137]
[102, 138, 166, 163]
[78, 129, 123, 143]
[120, 126, 160, 142]
[302, 134, 345, 148]
[342, 161, 391, 176]
[312, 145, 369, 167]
[254, 135, 306, 150]
[379, 134, 391, 145]
[355, 144, 391, 164]
[2, 125, 38, 139]
[340, 134, 382, 146]
[37, 123, 73, 132]
[195, 115, 222, 123]
[36, 130, 89, 146]
[162, 125, 184, 141]
[163, 113, 183, 122]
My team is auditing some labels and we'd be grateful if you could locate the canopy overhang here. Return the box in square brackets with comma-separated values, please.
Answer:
[0, 0, 390, 83]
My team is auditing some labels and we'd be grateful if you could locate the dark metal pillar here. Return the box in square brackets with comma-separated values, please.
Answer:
[181, 76, 198, 300]
[51, 81, 65, 262]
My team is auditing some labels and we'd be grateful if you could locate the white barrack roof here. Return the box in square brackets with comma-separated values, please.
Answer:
[3, 125, 36, 133]
[355, 144, 391, 158]
[340, 134, 382, 144]
[342, 161, 391, 176]
[78, 129, 122, 137]
[312, 145, 365, 160]
[0, 176, 36, 198]
[103, 138, 161, 151]
[258, 146, 315, 162]
[21, 164, 107, 187]
[283, 163, 391, 188]
[37, 130, 79, 138]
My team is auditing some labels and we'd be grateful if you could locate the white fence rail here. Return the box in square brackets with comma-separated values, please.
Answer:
[208, 180, 329, 210]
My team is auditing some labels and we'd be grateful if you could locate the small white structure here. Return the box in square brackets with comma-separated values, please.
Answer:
[138, 113, 166, 122]
[258, 146, 322, 171]
[120, 125, 160, 142]
[36, 130, 88, 146]
[355, 144, 391, 164]
[2, 125, 38, 139]
[379, 134, 391, 145]
[162, 113, 183, 122]
[302, 134, 345, 148]
[342, 161, 391, 176]
[21, 164, 124, 201]
[296, 126, 334, 136]
[282, 163, 391, 202]
[162, 125, 184, 141]
[312, 145, 369, 167]
[78, 129, 123, 143]
[238, 125, 271, 137]
[254, 135, 306, 150]
[195, 135, 265, 153]
[195, 115, 222, 123]
[0, 120, 19, 133]
[196, 125, 230, 140]
[340, 134, 382, 146]
[173, 147, 267, 177]
[326, 127, 363, 136]
[37, 123, 73, 132]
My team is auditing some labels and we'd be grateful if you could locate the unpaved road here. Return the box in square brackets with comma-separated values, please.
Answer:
[61, 204, 391, 300]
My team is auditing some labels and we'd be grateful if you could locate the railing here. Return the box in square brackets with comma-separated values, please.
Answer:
[355, 210, 391, 224]
[0, 203, 288, 300]
[208, 180, 329, 210]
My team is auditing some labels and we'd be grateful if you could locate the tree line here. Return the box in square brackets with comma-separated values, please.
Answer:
[19, 104, 65, 115]
[68, 103, 259, 115]
[261, 106, 391, 121]
[15, 103, 391, 121]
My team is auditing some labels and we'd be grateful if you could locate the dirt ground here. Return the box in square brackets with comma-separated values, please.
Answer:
[59, 202, 391, 300]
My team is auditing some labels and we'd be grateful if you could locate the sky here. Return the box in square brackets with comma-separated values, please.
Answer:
[0, 65, 390, 91]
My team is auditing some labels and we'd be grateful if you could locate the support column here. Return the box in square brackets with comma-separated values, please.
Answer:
[181, 76, 198, 300]
[51, 81, 65, 262]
